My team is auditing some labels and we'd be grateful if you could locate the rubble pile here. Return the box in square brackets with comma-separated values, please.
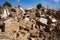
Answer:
[0, 6, 60, 40]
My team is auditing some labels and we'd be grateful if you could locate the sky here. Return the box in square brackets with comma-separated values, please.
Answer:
[0, 0, 60, 10]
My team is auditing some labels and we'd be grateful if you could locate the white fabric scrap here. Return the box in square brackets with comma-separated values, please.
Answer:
[20, 7, 25, 13]
[24, 17, 29, 21]
[1, 9, 7, 18]
[31, 38, 35, 40]
[39, 18, 47, 24]
[1, 9, 10, 18]
[52, 18, 57, 22]
[7, 9, 10, 15]
[49, 16, 57, 22]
